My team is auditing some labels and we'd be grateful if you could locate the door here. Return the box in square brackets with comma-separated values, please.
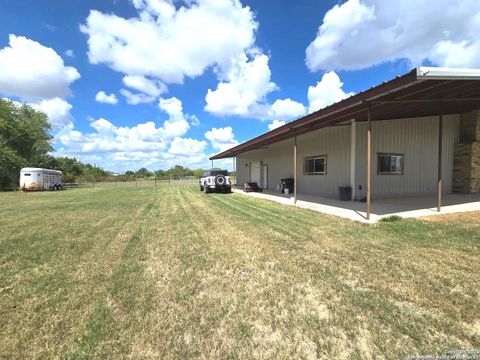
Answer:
[260, 164, 268, 189]
[250, 162, 261, 184]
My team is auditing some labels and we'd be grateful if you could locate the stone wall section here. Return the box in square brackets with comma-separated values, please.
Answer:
[453, 111, 480, 193]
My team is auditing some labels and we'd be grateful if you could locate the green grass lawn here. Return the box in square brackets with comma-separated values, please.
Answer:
[0, 185, 479, 359]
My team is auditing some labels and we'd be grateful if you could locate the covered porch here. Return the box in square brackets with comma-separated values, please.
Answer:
[232, 187, 480, 223]
[214, 67, 480, 221]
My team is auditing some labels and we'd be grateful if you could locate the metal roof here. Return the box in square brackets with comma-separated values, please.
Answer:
[21, 168, 63, 173]
[210, 67, 480, 160]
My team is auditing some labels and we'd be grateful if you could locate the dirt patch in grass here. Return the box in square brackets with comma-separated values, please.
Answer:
[420, 210, 480, 224]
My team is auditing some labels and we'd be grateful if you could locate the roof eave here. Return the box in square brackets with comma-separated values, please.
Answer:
[210, 66, 480, 160]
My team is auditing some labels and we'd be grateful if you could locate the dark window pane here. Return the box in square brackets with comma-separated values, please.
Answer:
[314, 158, 325, 173]
[24, 173, 31, 176]
[379, 155, 391, 173]
[305, 159, 314, 173]
[379, 154, 403, 174]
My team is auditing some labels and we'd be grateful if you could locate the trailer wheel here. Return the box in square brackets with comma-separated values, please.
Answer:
[58, 184, 63, 190]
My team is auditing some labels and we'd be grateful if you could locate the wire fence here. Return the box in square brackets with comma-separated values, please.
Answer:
[64, 176, 202, 189]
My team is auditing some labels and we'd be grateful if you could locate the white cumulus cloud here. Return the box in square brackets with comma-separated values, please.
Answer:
[0, 35, 79, 130]
[205, 53, 277, 117]
[169, 137, 207, 156]
[269, 98, 306, 120]
[95, 91, 118, 105]
[205, 53, 305, 120]
[205, 126, 239, 152]
[120, 89, 156, 105]
[122, 75, 167, 97]
[268, 119, 286, 131]
[0, 34, 80, 100]
[80, 0, 257, 85]
[307, 71, 354, 113]
[306, 0, 480, 71]
[55, 97, 204, 170]
[65, 49, 75, 58]
[158, 97, 184, 120]
[30, 98, 74, 130]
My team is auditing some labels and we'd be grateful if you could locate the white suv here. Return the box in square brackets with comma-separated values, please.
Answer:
[199, 170, 232, 193]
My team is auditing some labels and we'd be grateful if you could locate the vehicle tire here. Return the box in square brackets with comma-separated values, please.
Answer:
[200, 184, 204, 191]
[215, 175, 226, 187]
[58, 184, 63, 190]
[52, 185, 57, 191]
[204, 186, 210, 193]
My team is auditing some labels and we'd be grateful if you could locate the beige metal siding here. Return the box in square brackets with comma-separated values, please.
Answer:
[355, 115, 460, 198]
[236, 126, 351, 197]
[236, 157, 250, 185]
[237, 115, 459, 199]
[236, 138, 294, 190]
[296, 125, 351, 197]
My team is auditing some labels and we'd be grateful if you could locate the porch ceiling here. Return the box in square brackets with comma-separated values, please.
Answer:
[211, 67, 480, 160]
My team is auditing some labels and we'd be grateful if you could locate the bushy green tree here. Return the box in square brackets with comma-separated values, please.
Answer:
[136, 167, 152, 178]
[36, 155, 86, 182]
[151, 165, 208, 179]
[154, 169, 166, 179]
[83, 165, 106, 183]
[0, 100, 52, 189]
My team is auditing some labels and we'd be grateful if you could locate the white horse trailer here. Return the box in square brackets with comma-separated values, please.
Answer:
[19, 168, 64, 191]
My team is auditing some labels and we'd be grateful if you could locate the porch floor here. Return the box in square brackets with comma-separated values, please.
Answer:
[232, 187, 480, 223]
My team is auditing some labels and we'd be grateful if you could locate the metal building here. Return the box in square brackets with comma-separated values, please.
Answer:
[211, 67, 480, 220]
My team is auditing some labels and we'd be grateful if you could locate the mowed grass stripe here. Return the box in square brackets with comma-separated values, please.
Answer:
[201, 193, 418, 354]
[1, 187, 156, 358]
[69, 191, 163, 358]
[172, 188, 458, 358]
[162, 187, 330, 358]
[0, 185, 478, 359]
[197, 188, 475, 354]
[204, 194, 436, 354]
[203, 191, 352, 253]
[219, 190, 348, 228]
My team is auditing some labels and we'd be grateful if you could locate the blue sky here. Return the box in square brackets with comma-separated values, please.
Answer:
[1, 0, 479, 172]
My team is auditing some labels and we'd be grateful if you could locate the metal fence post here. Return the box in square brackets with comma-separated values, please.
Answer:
[155, 176, 157, 187]
[169, 178, 171, 187]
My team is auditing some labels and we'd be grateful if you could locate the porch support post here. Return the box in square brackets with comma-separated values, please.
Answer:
[350, 119, 356, 200]
[294, 135, 297, 204]
[233, 155, 236, 186]
[437, 102, 444, 212]
[366, 106, 372, 220]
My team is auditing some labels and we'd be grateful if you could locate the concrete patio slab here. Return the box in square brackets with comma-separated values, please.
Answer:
[232, 188, 480, 223]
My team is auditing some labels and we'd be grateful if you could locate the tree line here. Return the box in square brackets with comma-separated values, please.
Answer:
[0, 99, 111, 189]
[0, 99, 217, 190]
[1, 99, 52, 189]
[128, 165, 206, 180]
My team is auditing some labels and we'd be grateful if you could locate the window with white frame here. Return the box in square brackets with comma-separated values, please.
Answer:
[378, 153, 404, 175]
[304, 155, 327, 175]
